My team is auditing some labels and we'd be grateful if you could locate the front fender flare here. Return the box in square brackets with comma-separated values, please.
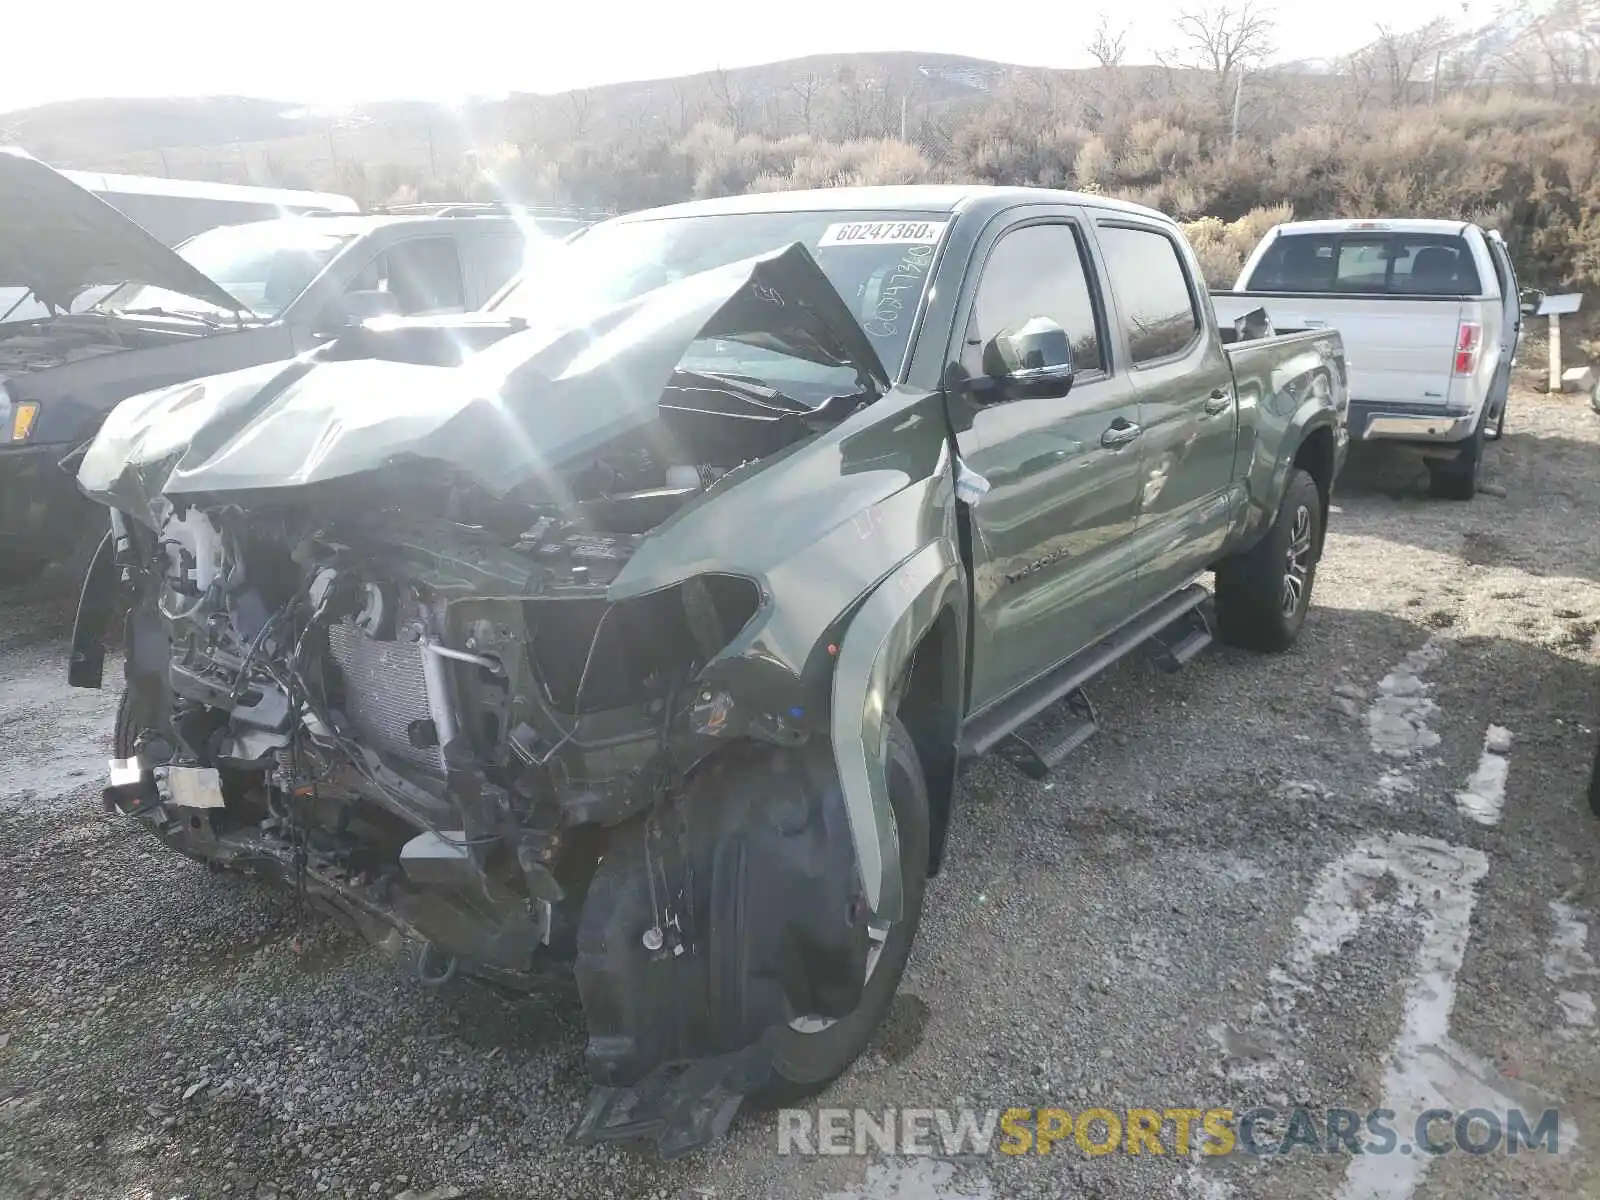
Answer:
[830, 537, 965, 922]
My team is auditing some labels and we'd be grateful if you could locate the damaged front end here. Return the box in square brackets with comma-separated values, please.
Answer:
[71, 242, 946, 1155]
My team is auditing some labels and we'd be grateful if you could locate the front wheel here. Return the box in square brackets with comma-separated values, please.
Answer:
[755, 715, 930, 1103]
[1214, 467, 1322, 654]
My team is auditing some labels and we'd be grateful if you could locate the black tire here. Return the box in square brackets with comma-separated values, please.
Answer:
[1588, 724, 1600, 821]
[113, 688, 141, 759]
[1427, 415, 1486, 501]
[1214, 467, 1322, 654]
[754, 715, 930, 1104]
[1485, 393, 1507, 441]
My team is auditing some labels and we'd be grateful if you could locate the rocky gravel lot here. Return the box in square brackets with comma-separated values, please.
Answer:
[3, 387, 1600, 1200]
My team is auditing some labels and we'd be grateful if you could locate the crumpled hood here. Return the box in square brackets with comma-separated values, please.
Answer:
[0, 147, 245, 313]
[77, 242, 889, 525]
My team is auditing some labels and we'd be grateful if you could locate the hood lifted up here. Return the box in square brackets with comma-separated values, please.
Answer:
[0, 147, 245, 316]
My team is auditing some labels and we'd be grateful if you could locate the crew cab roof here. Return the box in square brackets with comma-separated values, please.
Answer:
[256, 212, 525, 238]
[609, 184, 1173, 224]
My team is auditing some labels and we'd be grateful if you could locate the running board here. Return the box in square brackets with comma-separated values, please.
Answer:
[1148, 607, 1214, 673]
[998, 689, 1098, 780]
[959, 583, 1211, 759]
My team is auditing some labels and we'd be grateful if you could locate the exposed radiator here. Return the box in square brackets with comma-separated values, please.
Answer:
[325, 624, 440, 774]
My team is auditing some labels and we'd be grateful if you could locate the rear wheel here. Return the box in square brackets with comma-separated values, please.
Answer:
[1588, 724, 1600, 821]
[1214, 468, 1322, 653]
[1427, 413, 1487, 501]
[755, 716, 930, 1103]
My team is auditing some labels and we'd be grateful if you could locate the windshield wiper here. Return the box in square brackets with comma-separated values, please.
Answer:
[113, 306, 229, 330]
[686, 369, 812, 414]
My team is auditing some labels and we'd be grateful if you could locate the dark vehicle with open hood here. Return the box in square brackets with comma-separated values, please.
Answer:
[0, 148, 578, 583]
[68, 185, 1349, 1155]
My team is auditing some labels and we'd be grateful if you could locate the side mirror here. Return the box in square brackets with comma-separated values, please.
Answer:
[317, 289, 401, 336]
[977, 316, 1076, 402]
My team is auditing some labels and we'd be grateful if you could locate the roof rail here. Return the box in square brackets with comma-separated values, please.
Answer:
[360, 200, 617, 221]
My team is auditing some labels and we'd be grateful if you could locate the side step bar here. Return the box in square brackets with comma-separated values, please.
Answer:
[959, 583, 1211, 763]
[998, 689, 1098, 780]
[1148, 607, 1214, 674]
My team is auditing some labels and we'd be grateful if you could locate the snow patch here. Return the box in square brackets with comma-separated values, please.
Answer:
[1454, 724, 1513, 825]
[1545, 900, 1598, 1035]
[1366, 639, 1445, 760]
[826, 1159, 994, 1200]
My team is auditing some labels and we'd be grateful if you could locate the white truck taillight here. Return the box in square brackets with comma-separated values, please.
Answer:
[1454, 321, 1482, 376]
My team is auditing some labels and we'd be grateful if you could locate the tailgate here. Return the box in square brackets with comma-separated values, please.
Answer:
[1217, 294, 1465, 407]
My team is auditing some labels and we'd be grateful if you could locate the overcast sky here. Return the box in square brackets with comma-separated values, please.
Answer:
[2, 0, 1483, 113]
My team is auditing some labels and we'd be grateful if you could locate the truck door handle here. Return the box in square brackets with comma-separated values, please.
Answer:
[1204, 389, 1233, 415]
[1100, 420, 1142, 449]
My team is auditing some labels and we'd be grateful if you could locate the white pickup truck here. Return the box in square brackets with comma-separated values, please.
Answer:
[1212, 218, 1523, 499]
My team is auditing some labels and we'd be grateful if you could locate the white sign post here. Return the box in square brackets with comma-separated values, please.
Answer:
[1535, 292, 1585, 393]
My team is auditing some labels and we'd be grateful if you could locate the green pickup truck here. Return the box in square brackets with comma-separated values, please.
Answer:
[67, 185, 1347, 1155]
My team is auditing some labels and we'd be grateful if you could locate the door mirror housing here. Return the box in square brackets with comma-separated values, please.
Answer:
[316, 289, 401, 336]
[976, 316, 1076, 402]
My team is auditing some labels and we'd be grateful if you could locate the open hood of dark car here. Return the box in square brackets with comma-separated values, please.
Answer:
[0, 147, 245, 313]
[77, 242, 891, 522]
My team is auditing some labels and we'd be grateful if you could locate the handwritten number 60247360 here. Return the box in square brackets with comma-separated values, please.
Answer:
[863, 244, 934, 339]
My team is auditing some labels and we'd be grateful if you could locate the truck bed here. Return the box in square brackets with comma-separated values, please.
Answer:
[1213, 291, 1467, 410]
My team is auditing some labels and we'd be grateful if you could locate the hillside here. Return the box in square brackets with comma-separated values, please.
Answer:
[0, 53, 1035, 186]
[0, 13, 1596, 293]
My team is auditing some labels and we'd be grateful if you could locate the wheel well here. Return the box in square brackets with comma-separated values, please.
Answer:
[894, 606, 962, 877]
[1294, 425, 1335, 554]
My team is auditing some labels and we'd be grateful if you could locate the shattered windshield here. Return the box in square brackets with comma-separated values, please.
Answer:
[98, 223, 354, 320]
[489, 210, 949, 386]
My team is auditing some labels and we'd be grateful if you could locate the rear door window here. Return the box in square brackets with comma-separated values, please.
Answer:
[462, 232, 527, 305]
[1249, 232, 1483, 296]
[1095, 224, 1202, 364]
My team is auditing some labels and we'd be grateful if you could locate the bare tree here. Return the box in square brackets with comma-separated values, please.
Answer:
[1527, 0, 1600, 93]
[1088, 14, 1129, 69]
[788, 72, 824, 135]
[562, 88, 593, 140]
[833, 63, 870, 139]
[1361, 19, 1457, 106]
[709, 68, 747, 134]
[1166, 2, 1276, 112]
[669, 79, 703, 137]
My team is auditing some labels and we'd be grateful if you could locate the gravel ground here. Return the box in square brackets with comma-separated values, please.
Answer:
[3, 386, 1599, 1200]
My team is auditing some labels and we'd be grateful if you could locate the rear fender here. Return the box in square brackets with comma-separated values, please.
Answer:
[1229, 331, 1346, 543]
[830, 537, 966, 922]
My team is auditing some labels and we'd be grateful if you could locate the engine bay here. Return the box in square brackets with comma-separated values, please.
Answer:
[100, 373, 865, 1018]
[73, 239, 901, 1154]
[0, 313, 205, 377]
